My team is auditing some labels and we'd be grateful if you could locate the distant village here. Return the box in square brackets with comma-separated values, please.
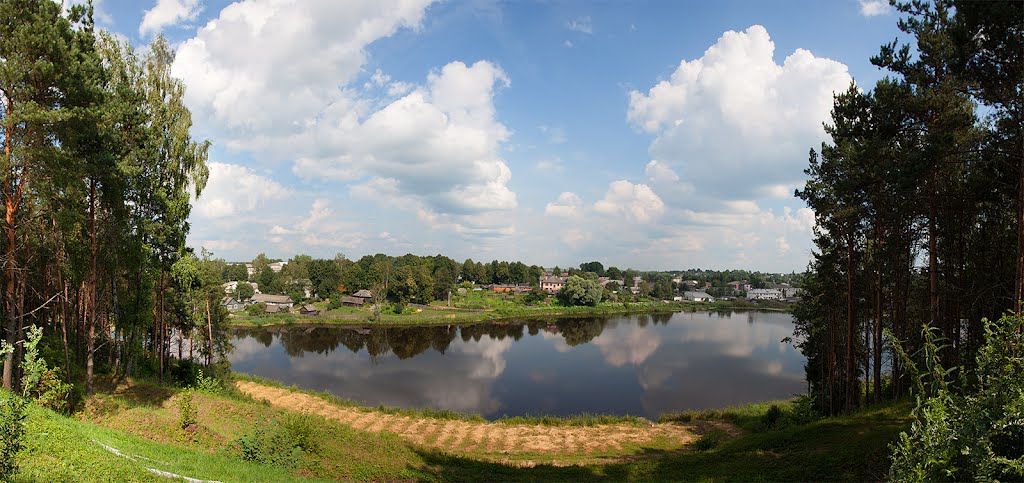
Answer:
[219, 257, 804, 316]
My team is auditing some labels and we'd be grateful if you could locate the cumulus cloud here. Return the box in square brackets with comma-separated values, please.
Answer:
[173, 0, 519, 238]
[627, 25, 851, 199]
[858, 0, 892, 17]
[193, 162, 290, 218]
[139, 0, 201, 36]
[594, 181, 665, 223]
[544, 192, 583, 218]
[644, 160, 680, 183]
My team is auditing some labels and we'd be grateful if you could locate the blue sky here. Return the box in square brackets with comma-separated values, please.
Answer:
[83, 0, 904, 271]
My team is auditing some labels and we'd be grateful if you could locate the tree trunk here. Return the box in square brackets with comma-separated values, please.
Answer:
[1, 95, 15, 391]
[205, 298, 213, 366]
[845, 228, 857, 411]
[1016, 155, 1024, 316]
[87, 178, 97, 395]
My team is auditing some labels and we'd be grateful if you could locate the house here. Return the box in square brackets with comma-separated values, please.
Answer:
[540, 274, 568, 293]
[264, 304, 281, 314]
[299, 304, 319, 315]
[251, 293, 294, 308]
[748, 288, 784, 301]
[220, 296, 244, 311]
[598, 277, 625, 287]
[684, 291, 716, 302]
[268, 261, 286, 273]
[353, 289, 373, 300]
[492, 284, 531, 294]
[340, 295, 365, 307]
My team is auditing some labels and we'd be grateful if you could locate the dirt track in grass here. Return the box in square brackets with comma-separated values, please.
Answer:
[236, 380, 732, 465]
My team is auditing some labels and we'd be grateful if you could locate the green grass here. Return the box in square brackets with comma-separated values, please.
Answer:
[12, 397, 306, 482]
[8, 376, 911, 482]
[414, 401, 912, 482]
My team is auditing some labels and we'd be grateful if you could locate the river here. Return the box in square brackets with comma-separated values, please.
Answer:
[228, 310, 805, 419]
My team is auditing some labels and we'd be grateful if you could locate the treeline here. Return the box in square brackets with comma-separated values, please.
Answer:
[794, 1, 1022, 415]
[0, 2, 217, 400]
[226, 254, 782, 305]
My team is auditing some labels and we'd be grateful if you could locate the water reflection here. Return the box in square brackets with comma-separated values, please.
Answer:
[229, 311, 804, 419]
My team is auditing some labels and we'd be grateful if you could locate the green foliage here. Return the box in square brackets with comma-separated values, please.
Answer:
[246, 302, 266, 316]
[235, 281, 255, 300]
[232, 422, 307, 469]
[761, 404, 784, 430]
[557, 275, 603, 307]
[889, 313, 1024, 482]
[0, 391, 27, 481]
[177, 390, 197, 430]
[193, 369, 222, 394]
[17, 326, 71, 413]
[693, 429, 728, 451]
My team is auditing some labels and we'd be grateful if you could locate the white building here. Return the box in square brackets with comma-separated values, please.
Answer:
[684, 291, 716, 302]
[748, 288, 784, 301]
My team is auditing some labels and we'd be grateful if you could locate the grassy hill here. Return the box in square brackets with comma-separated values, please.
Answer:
[5, 378, 910, 482]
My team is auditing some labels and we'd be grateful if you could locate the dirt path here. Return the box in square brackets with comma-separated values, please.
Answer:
[236, 381, 719, 465]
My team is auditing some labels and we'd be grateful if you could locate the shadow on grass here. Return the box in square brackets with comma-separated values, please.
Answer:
[407, 402, 911, 482]
[110, 380, 175, 408]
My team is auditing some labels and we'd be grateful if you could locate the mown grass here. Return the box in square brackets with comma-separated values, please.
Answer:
[10, 377, 910, 482]
[493, 413, 651, 427]
[233, 372, 490, 423]
[414, 401, 911, 482]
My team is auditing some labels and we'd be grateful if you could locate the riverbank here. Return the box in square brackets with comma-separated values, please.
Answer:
[9, 376, 910, 481]
[227, 299, 792, 328]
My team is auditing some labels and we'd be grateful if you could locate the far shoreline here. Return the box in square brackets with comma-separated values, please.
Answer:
[225, 301, 794, 328]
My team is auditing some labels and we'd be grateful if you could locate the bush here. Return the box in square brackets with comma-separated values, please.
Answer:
[0, 392, 27, 480]
[279, 412, 321, 455]
[694, 428, 728, 451]
[761, 404, 783, 430]
[888, 313, 1024, 481]
[246, 303, 266, 316]
[194, 369, 223, 394]
[233, 422, 308, 469]
[177, 389, 197, 430]
[18, 325, 71, 412]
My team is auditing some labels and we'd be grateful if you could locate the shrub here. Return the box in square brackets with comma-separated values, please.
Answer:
[693, 428, 728, 451]
[888, 313, 1024, 481]
[246, 303, 266, 316]
[177, 389, 197, 430]
[761, 404, 783, 430]
[279, 412, 321, 454]
[232, 421, 307, 469]
[18, 325, 71, 412]
[194, 369, 222, 394]
[0, 392, 27, 480]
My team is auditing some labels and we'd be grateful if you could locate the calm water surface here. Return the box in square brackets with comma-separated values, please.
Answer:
[228, 311, 805, 419]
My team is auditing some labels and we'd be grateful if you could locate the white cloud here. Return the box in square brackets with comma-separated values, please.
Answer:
[644, 160, 679, 183]
[627, 25, 851, 199]
[594, 180, 665, 223]
[544, 192, 583, 218]
[139, 0, 201, 36]
[566, 16, 593, 34]
[193, 162, 290, 218]
[173, 0, 519, 237]
[858, 0, 892, 17]
[776, 236, 791, 254]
